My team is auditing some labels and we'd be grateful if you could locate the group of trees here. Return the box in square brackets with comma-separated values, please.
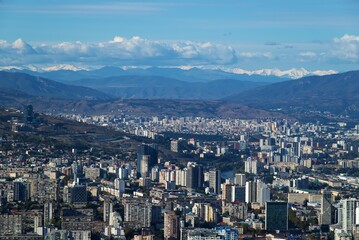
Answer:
[288, 208, 318, 231]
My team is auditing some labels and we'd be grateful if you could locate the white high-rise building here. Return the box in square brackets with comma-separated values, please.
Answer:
[254, 180, 270, 205]
[114, 178, 125, 196]
[342, 198, 359, 234]
[245, 179, 270, 205]
[209, 169, 221, 194]
[124, 198, 152, 228]
[118, 166, 128, 180]
[171, 140, 179, 153]
[175, 169, 187, 187]
[244, 158, 258, 174]
[257, 187, 270, 206]
[151, 166, 160, 182]
[234, 173, 246, 187]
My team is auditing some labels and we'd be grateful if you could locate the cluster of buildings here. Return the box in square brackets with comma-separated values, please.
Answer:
[0, 126, 289, 240]
[61, 114, 267, 137]
[1, 107, 359, 239]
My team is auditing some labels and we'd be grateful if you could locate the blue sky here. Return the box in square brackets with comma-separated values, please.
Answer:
[0, 0, 359, 72]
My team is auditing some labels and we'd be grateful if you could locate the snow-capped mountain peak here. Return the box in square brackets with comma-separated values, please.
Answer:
[227, 67, 336, 79]
[42, 64, 88, 72]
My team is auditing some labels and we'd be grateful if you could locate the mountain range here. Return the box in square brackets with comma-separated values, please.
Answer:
[0, 71, 108, 100]
[1, 64, 337, 80]
[11, 66, 288, 83]
[70, 76, 267, 99]
[224, 70, 359, 116]
[0, 68, 359, 120]
[2, 67, 279, 100]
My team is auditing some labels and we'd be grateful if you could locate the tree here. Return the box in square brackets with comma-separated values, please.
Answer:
[0, 203, 13, 214]
[288, 208, 309, 230]
[328, 231, 335, 240]
[124, 228, 135, 239]
[154, 230, 164, 240]
[240, 223, 250, 233]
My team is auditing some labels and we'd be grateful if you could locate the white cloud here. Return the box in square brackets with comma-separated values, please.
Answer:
[240, 52, 256, 58]
[299, 52, 316, 57]
[12, 38, 36, 54]
[334, 34, 359, 43]
[331, 34, 359, 62]
[0, 36, 237, 66]
[43, 41, 91, 55]
[239, 51, 272, 59]
[111, 36, 125, 43]
[12, 38, 26, 49]
[0, 40, 9, 48]
[0, 34, 358, 70]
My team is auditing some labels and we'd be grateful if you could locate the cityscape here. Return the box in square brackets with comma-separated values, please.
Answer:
[1, 0, 359, 240]
[0, 105, 359, 239]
